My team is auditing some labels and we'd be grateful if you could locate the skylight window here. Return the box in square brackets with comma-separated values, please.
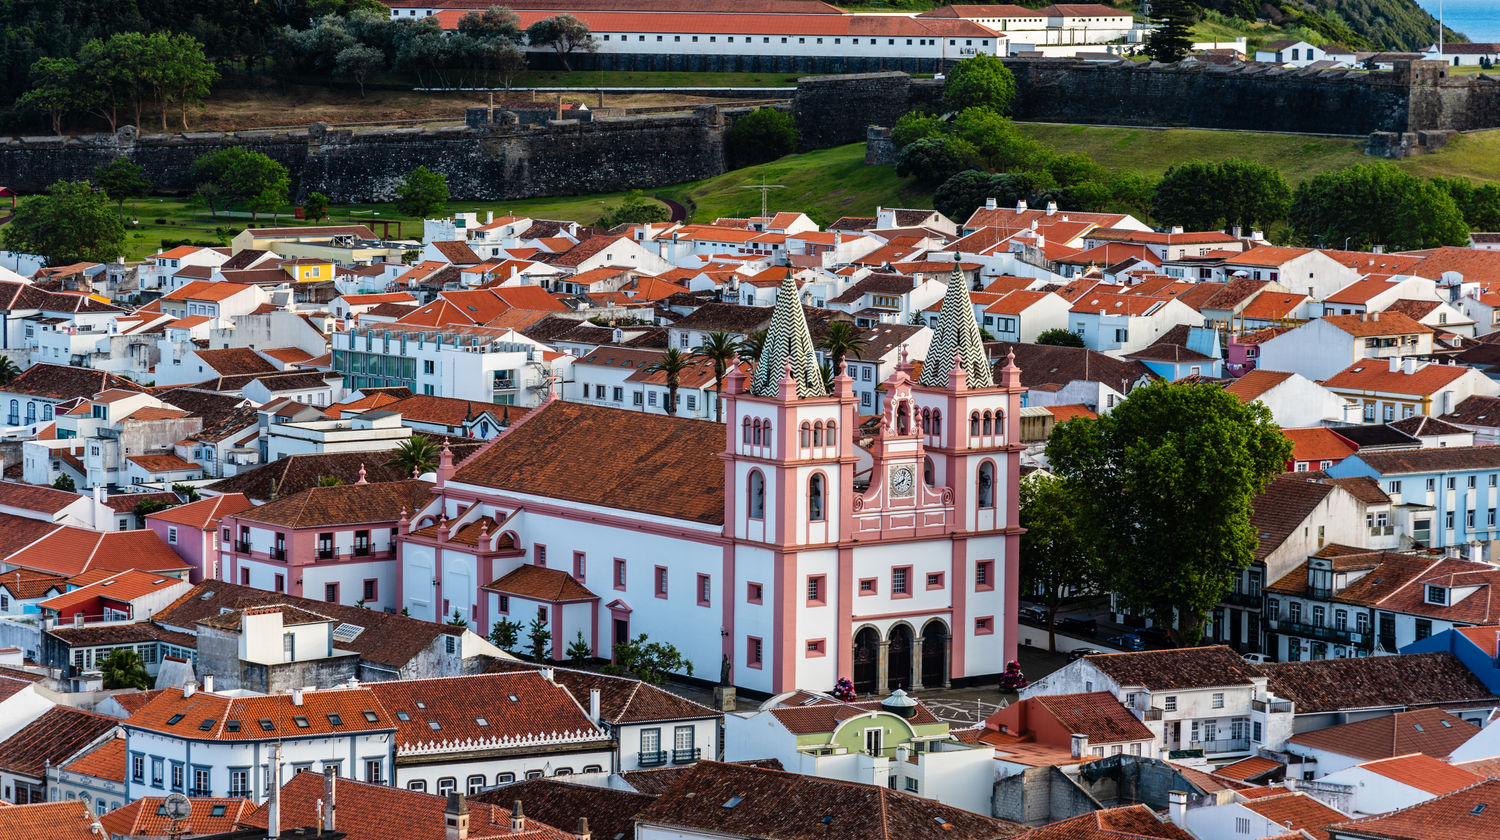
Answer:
[294, 716, 309, 728]
[226, 720, 241, 732]
[508, 694, 519, 702]
[166, 714, 185, 726]
[363, 710, 379, 723]
[327, 713, 343, 726]
[476, 717, 489, 726]
[723, 797, 744, 809]
[429, 720, 442, 730]
[397, 712, 410, 721]
[259, 719, 274, 731]
[211, 805, 227, 817]
[199, 718, 216, 731]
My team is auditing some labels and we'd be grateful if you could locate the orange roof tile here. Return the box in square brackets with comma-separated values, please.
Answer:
[1323, 359, 1470, 396]
[4, 527, 189, 577]
[38, 570, 185, 613]
[1223, 246, 1315, 268]
[161, 280, 255, 303]
[61, 736, 126, 783]
[1281, 427, 1359, 464]
[126, 686, 394, 740]
[484, 565, 598, 602]
[1359, 752, 1483, 795]
[0, 801, 101, 840]
[1325, 778, 1500, 840]
[100, 796, 254, 838]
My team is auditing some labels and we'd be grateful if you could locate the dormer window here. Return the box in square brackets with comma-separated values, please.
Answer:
[1426, 585, 1448, 605]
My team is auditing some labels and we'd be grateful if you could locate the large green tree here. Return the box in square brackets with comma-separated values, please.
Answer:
[1151, 159, 1290, 232]
[189, 147, 291, 221]
[602, 633, 694, 685]
[93, 158, 151, 218]
[1432, 177, 1500, 233]
[100, 649, 151, 690]
[895, 135, 976, 187]
[1289, 163, 1471, 251]
[1143, 0, 1198, 63]
[1046, 381, 1289, 644]
[395, 166, 450, 220]
[2, 181, 125, 265]
[525, 14, 596, 71]
[942, 53, 1016, 115]
[725, 108, 798, 168]
[1019, 473, 1099, 653]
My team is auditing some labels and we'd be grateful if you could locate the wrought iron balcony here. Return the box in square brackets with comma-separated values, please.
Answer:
[1190, 737, 1250, 754]
[1252, 698, 1294, 714]
[672, 748, 701, 764]
[1264, 615, 1370, 648]
[638, 751, 668, 767]
[1222, 591, 1262, 609]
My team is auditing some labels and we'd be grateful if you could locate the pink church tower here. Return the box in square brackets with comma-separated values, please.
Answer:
[720, 269, 1020, 695]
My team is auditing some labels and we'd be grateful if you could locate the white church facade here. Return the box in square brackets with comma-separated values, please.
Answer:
[395, 272, 1022, 695]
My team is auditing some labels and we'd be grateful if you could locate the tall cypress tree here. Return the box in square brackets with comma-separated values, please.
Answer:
[1143, 0, 1199, 64]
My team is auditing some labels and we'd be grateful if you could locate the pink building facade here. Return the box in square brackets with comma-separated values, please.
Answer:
[394, 272, 1022, 695]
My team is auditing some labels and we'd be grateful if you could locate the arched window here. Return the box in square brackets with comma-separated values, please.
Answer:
[921, 407, 931, 434]
[897, 401, 910, 435]
[749, 470, 766, 520]
[826, 420, 836, 445]
[809, 474, 825, 522]
[752, 418, 762, 446]
[6, 400, 16, 425]
[42, 404, 52, 421]
[924, 456, 935, 486]
[24, 403, 34, 424]
[812, 421, 824, 447]
[982, 410, 992, 436]
[978, 462, 995, 509]
[762, 418, 772, 444]
[742, 417, 751, 444]
[800, 422, 812, 448]
[970, 411, 981, 436]
[495, 772, 515, 785]
[931, 409, 941, 434]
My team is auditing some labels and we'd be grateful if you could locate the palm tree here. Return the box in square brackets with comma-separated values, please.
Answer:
[692, 331, 740, 422]
[0, 358, 19, 386]
[386, 434, 440, 476]
[738, 330, 767, 366]
[645, 349, 692, 416]
[818, 362, 835, 395]
[818, 321, 869, 378]
[100, 649, 151, 690]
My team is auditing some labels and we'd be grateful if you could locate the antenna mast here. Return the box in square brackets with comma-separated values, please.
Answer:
[741, 179, 786, 222]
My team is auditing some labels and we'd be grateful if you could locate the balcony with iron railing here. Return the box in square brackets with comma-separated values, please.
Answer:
[226, 787, 250, 799]
[1223, 591, 1262, 609]
[190, 787, 214, 797]
[1189, 737, 1251, 754]
[638, 750, 668, 767]
[1264, 614, 1371, 648]
[672, 748, 701, 764]
[1369, 525, 1395, 537]
[1252, 698, 1294, 714]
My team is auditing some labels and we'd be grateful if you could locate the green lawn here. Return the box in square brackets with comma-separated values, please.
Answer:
[98, 124, 1500, 259]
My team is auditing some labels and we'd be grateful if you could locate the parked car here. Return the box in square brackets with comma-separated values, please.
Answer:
[1057, 617, 1098, 637]
[1136, 626, 1174, 646]
[1019, 606, 1047, 624]
[1106, 632, 1145, 651]
[1242, 652, 1271, 664]
[1068, 647, 1105, 661]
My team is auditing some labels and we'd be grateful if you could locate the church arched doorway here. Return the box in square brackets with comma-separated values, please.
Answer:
[921, 621, 948, 688]
[887, 624, 913, 691]
[852, 627, 879, 695]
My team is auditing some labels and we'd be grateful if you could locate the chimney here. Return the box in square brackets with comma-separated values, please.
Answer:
[322, 766, 337, 833]
[1371, 312, 1379, 322]
[1070, 733, 1087, 758]
[292, 688, 304, 706]
[1046, 201, 1058, 216]
[268, 743, 283, 839]
[1373, 244, 1385, 254]
[1403, 357, 1417, 375]
[1168, 791, 1188, 826]
[984, 197, 997, 210]
[1469, 542, 1483, 564]
[1389, 356, 1401, 373]
[1171, 226, 1184, 235]
[511, 800, 525, 833]
[589, 688, 601, 724]
[202, 674, 214, 694]
[575, 817, 591, 840]
[487, 211, 494, 224]
[184, 682, 195, 698]
[1015, 199, 1027, 214]
[444, 793, 470, 840]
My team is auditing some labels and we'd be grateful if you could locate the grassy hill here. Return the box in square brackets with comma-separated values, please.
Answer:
[94, 125, 1500, 259]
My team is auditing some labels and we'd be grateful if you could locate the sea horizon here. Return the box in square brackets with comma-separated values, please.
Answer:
[1415, 0, 1500, 44]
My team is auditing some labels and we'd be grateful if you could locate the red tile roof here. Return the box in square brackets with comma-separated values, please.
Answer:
[1325, 778, 1500, 840]
[145, 493, 254, 530]
[0, 801, 102, 840]
[1213, 755, 1283, 782]
[4, 527, 189, 577]
[1282, 427, 1359, 465]
[239, 771, 576, 840]
[366, 671, 605, 751]
[1358, 752, 1483, 795]
[1239, 792, 1346, 840]
[1014, 805, 1193, 840]
[1323, 360, 1470, 397]
[487, 661, 719, 725]
[232, 480, 434, 529]
[484, 565, 597, 602]
[60, 735, 126, 783]
[1028, 692, 1154, 744]
[451, 400, 726, 525]
[101, 796, 254, 838]
[38, 569, 186, 613]
[0, 480, 85, 514]
[126, 453, 202, 474]
[1320, 312, 1427, 337]
[162, 280, 256, 303]
[1224, 369, 1294, 402]
[126, 686, 394, 740]
[0, 706, 117, 778]
[1287, 708, 1479, 761]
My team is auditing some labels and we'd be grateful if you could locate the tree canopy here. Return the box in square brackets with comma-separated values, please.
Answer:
[1019, 473, 1099, 652]
[725, 108, 798, 168]
[1151, 158, 1291, 232]
[189, 147, 290, 221]
[2, 180, 125, 265]
[1143, 0, 1198, 63]
[1046, 382, 1289, 643]
[942, 53, 1017, 115]
[525, 14, 596, 71]
[395, 166, 450, 219]
[93, 158, 151, 217]
[595, 190, 669, 228]
[1288, 163, 1471, 251]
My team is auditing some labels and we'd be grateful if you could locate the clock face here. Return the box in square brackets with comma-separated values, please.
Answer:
[890, 466, 915, 498]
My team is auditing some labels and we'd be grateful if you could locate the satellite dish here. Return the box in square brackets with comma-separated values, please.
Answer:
[163, 792, 192, 822]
